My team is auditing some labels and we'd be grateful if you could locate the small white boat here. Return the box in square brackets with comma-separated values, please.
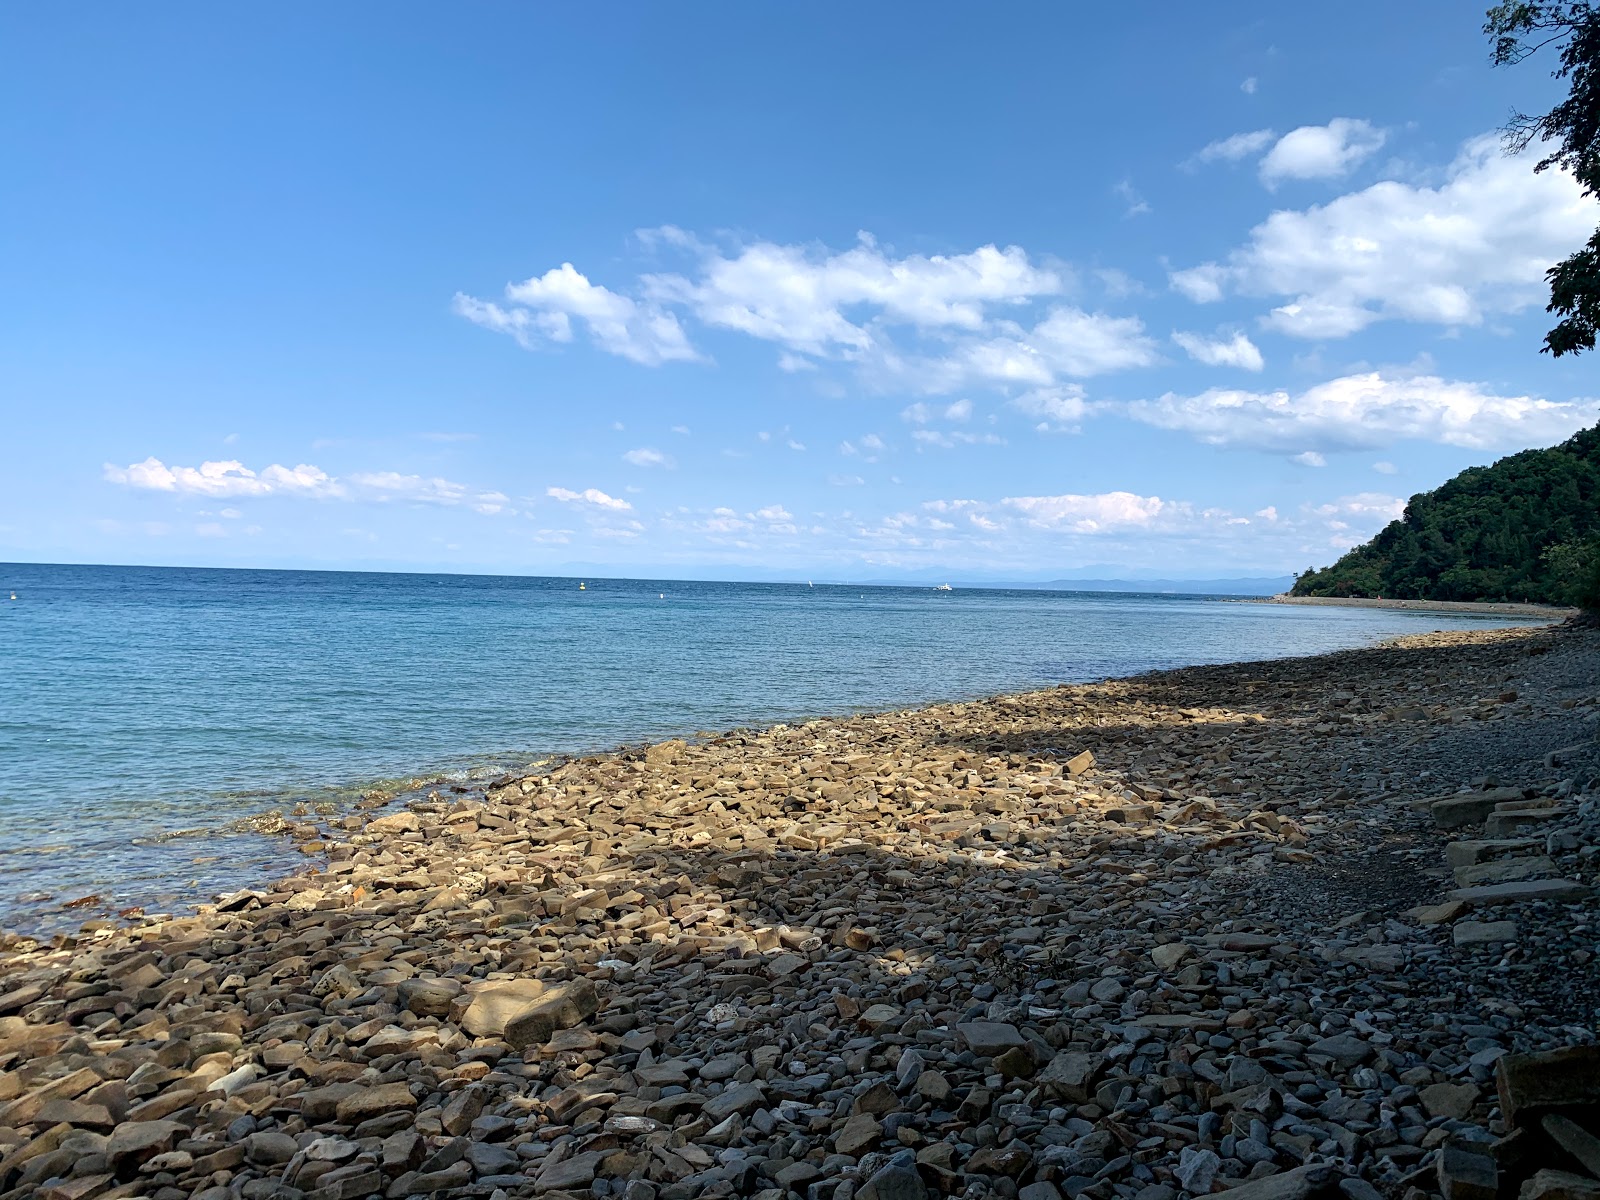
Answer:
[934, 583, 953, 591]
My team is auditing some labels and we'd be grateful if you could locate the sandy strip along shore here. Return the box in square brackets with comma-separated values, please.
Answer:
[1256, 595, 1577, 619]
[0, 623, 1596, 1200]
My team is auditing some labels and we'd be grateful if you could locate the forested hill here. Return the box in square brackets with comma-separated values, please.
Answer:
[1292, 424, 1600, 606]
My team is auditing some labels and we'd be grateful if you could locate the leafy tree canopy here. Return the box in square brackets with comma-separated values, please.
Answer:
[1485, 2, 1600, 354]
[1292, 424, 1600, 608]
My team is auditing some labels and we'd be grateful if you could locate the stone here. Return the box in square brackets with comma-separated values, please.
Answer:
[1199, 1165, 1339, 1200]
[367, 811, 420, 834]
[1521, 1171, 1600, 1200]
[502, 977, 600, 1049]
[702, 1080, 766, 1122]
[334, 1081, 417, 1124]
[1064, 750, 1094, 776]
[458, 979, 549, 1039]
[1448, 878, 1589, 907]
[398, 977, 461, 1017]
[833, 1111, 882, 1156]
[1307, 1034, 1373, 1068]
[245, 1130, 299, 1165]
[1453, 855, 1558, 887]
[1453, 920, 1517, 946]
[104, 1120, 184, 1174]
[1418, 1082, 1479, 1121]
[1174, 1146, 1220, 1193]
[1431, 792, 1518, 829]
[1151, 942, 1192, 971]
[533, 1149, 606, 1193]
[1437, 1143, 1497, 1200]
[1543, 1113, 1600, 1179]
[992, 1045, 1035, 1078]
[1486, 808, 1566, 837]
[1498, 1045, 1600, 1126]
[955, 1021, 1025, 1056]
[1037, 1051, 1104, 1104]
[859, 1161, 926, 1200]
[1408, 900, 1468, 924]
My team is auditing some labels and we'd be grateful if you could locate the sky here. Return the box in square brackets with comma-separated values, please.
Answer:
[3, 4, 1597, 582]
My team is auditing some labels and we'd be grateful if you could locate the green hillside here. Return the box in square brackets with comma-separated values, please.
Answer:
[1292, 424, 1600, 607]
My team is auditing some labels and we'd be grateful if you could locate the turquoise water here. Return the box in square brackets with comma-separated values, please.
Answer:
[0, 562, 1540, 932]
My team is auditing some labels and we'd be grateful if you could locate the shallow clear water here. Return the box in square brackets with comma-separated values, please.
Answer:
[0, 562, 1540, 932]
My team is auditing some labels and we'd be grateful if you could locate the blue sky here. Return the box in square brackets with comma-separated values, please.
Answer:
[3, 3, 1597, 580]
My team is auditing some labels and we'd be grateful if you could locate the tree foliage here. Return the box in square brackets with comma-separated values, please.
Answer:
[1292, 424, 1600, 608]
[1485, 2, 1600, 354]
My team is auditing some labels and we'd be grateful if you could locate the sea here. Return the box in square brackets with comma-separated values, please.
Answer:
[0, 562, 1546, 934]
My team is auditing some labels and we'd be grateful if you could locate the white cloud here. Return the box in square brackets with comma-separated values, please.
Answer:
[1126, 371, 1599, 455]
[1011, 386, 1090, 432]
[1189, 128, 1275, 166]
[1241, 77, 1258, 95]
[546, 486, 632, 510]
[1172, 330, 1265, 371]
[645, 232, 1062, 354]
[1314, 492, 1406, 521]
[671, 425, 690, 435]
[1171, 133, 1597, 337]
[104, 458, 342, 499]
[104, 458, 519, 512]
[753, 504, 792, 521]
[455, 263, 699, 366]
[910, 430, 1006, 449]
[943, 398, 973, 421]
[1114, 180, 1151, 217]
[1003, 491, 1174, 533]
[464, 232, 1158, 398]
[1372, 460, 1398, 474]
[623, 447, 673, 467]
[1292, 451, 1327, 467]
[1259, 119, 1385, 185]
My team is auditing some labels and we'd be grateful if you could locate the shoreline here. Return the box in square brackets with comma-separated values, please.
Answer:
[1254, 593, 1577, 618]
[0, 622, 1595, 1198]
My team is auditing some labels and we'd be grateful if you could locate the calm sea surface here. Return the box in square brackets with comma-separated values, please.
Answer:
[0, 562, 1542, 932]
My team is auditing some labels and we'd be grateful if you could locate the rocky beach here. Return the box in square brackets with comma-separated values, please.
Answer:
[0, 621, 1597, 1200]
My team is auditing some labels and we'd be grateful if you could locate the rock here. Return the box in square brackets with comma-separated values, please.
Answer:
[859, 1161, 926, 1200]
[1064, 750, 1094, 776]
[334, 1081, 417, 1124]
[458, 979, 549, 1038]
[1150, 942, 1192, 971]
[1453, 919, 1517, 946]
[1521, 1171, 1600, 1200]
[1037, 1051, 1104, 1103]
[1497, 1045, 1600, 1125]
[1542, 1113, 1600, 1179]
[502, 977, 600, 1049]
[1407, 900, 1468, 924]
[105, 1120, 184, 1174]
[1174, 1146, 1220, 1193]
[1201, 1165, 1339, 1200]
[245, 1130, 299, 1165]
[367, 811, 420, 834]
[702, 1081, 766, 1122]
[398, 977, 461, 1017]
[1307, 1034, 1373, 1068]
[1437, 1143, 1497, 1200]
[533, 1149, 606, 1193]
[1453, 855, 1558, 887]
[833, 1111, 882, 1156]
[1448, 878, 1589, 907]
[954, 1021, 1024, 1056]
[992, 1045, 1035, 1078]
[1419, 1082, 1479, 1121]
[1431, 792, 1518, 829]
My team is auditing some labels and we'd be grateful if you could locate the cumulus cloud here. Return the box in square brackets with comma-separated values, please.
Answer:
[462, 231, 1157, 397]
[910, 430, 1006, 449]
[1189, 128, 1276, 166]
[104, 458, 341, 499]
[1170, 133, 1597, 336]
[1172, 330, 1264, 371]
[546, 486, 632, 510]
[1002, 491, 1174, 532]
[1126, 371, 1599, 456]
[1259, 119, 1385, 185]
[455, 263, 699, 366]
[1011, 386, 1091, 432]
[104, 458, 516, 513]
